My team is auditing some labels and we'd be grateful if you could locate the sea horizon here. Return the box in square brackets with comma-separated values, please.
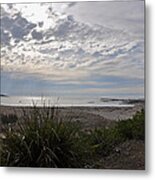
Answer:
[0, 95, 144, 107]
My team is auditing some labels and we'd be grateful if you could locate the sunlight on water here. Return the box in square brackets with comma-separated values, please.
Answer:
[1, 96, 134, 107]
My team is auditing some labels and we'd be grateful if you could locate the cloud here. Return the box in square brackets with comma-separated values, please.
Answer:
[66, 1, 144, 37]
[0, 2, 144, 97]
[31, 30, 43, 40]
[1, 7, 37, 44]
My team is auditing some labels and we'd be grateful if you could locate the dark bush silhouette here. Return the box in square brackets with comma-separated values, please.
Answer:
[0, 114, 18, 125]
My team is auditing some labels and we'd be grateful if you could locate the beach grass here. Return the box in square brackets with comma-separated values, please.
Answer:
[0, 106, 145, 168]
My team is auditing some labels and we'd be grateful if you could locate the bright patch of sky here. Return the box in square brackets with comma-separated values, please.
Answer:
[0, 1, 144, 98]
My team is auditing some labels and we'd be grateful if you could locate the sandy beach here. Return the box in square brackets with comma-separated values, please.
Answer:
[0, 101, 144, 129]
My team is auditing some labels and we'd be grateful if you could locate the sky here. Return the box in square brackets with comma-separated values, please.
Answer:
[0, 0, 144, 98]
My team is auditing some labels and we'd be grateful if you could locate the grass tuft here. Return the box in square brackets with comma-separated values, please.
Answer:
[0, 107, 145, 168]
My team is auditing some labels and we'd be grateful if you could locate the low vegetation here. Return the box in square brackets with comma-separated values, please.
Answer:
[89, 109, 145, 158]
[0, 114, 18, 125]
[0, 107, 145, 168]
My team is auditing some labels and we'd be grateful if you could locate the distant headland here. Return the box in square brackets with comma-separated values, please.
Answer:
[0, 94, 8, 97]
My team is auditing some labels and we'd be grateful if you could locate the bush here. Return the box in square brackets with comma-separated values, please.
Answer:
[116, 109, 145, 141]
[0, 107, 87, 167]
[88, 109, 145, 157]
[0, 114, 18, 125]
[89, 127, 122, 157]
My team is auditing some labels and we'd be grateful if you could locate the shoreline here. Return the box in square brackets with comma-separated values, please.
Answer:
[0, 103, 135, 108]
[1, 96, 144, 108]
[0, 102, 144, 129]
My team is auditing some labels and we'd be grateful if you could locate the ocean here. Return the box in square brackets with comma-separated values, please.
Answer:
[1, 96, 134, 107]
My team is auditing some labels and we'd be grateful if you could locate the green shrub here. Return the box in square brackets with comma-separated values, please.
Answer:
[0, 114, 18, 125]
[116, 109, 145, 141]
[0, 107, 87, 167]
[88, 127, 122, 157]
[88, 109, 145, 157]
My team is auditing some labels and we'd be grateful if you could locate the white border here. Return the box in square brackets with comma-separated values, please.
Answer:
[1, 0, 155, 179]
[0, 0, 128, 3]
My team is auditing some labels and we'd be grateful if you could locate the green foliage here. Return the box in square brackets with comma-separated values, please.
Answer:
[89, 127, 121, 156]
[88, 109, 145, 157]
[0, 107, 86, 167]
[0, 108, 145, 168]
[0, 114, 18, 125]
[116, 109, 145, 141]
